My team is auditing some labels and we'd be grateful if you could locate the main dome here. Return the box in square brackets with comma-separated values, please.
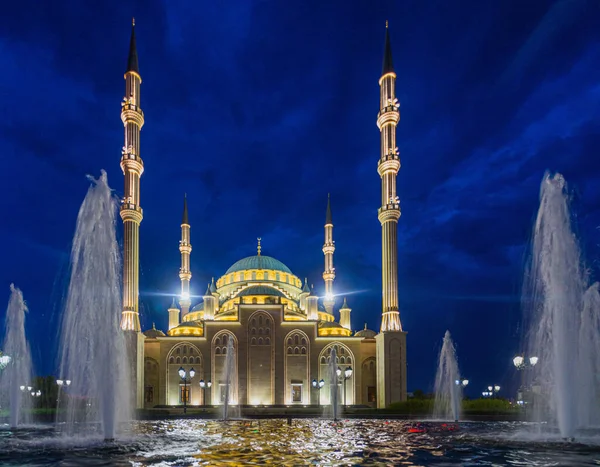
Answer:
[225, 255, 292, 275]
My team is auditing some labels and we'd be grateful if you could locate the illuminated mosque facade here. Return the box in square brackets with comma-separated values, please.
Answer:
[119, 21, 407, 409]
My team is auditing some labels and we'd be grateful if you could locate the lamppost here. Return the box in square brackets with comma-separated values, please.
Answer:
[487, 385, 501, 398]
[513, 355, 538, 403]
[56, 379, 72, 404]
[312, 378, 325, 406]
[0, 352, 10, 370]
[199, 379, 212, 406]
[178, 367, 195, 414]
[342, 366, 353, 407]
[455, 379, 469, 388]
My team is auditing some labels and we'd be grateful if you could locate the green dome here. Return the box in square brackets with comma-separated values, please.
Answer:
[237, 285, 285, 297]
[225, 255, 292, 275]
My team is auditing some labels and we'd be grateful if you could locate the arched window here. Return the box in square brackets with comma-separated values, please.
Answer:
[265, 327, 270, 335]
[176, 348, 181, 355]
[287, 338, 292, 346]
[251, 328, 256, 335]
[258, 316, 263, 326]
[258, 337, 263, 345]
[301, 347, 306, 355]
[215, 348, 221, 355]
[183, 346, 187, 355]
[195, 357, 201, 364]
[169, 356, 174, 364]
[182, 356, 188, 364]
[252, 297, 257, 304]
[294, 347, 300, 355]
[176, 357, 181, 364]
[320, 356, 326, 364]
[251, 337, 257, 345]
[265, 337, 271, 345]
[258, 328, 263, 335]
[288, 347, 293, 355]
[301, 338, 307, 346]
[215, 337, 221, 346]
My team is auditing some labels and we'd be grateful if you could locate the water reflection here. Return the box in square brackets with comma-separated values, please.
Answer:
[1, 420, 600, 466]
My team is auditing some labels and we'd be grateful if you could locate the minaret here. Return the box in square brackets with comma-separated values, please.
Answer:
[168, 297, 180, 330]
[179, 195, 192, 317]
[120, 19, 145, 332]
[377, 21, 402, 333]
[339, 297, 351, 330]
[375, 22, 407, 408]
[322, 194, 335, 314]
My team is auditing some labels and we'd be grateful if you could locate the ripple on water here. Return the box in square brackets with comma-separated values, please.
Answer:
[1, 420, 600, 466]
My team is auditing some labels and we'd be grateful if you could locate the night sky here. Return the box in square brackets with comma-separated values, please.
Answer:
[1, 0, 599, 397]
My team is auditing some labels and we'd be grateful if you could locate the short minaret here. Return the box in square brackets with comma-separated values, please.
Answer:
[375, 22, 408, 408]
[307, 284, 319, 321]
[120, 19, 145, 332]
[322, 194, 335, 314]
[339, 297, 351, 330]
[203, 283, 216, 320]
[168, 297, 180, 330]
[179, 195, 192, 317]
[377, 22, 403, 333]
[299, 278, 310, 312]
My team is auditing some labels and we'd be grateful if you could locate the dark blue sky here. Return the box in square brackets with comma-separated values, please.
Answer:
[1, 0, 599, 396]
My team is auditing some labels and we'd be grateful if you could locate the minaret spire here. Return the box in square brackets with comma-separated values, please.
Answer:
[377, 22, 402, 332]
[182, 193, 189, 224]
[382, 20, 394, 75]
[127, 19, 139, 75]
[257, 237, 262, 256]
[120, 20, 145, 332]
[179, 194, 192, 317]
[322, 194, 335, 314]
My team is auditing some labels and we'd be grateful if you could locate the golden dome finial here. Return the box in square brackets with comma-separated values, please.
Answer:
[132, 17, 135, 27]
[257, 237, 262, 256]
[386, 20, 388, 29]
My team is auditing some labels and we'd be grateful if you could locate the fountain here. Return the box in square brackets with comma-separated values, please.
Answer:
[524, 172, 600, 438]
[433, 331, 462, 421]
[56, 171, 131, 440]
[221, 337, 238, 420]
[326, 347, 341, 421]
[0, 284, 33, 428]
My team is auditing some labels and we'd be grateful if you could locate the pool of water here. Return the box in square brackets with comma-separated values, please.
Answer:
[1, 419, 600, 466]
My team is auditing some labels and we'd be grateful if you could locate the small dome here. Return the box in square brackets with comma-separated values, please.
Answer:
[355, 323, 377, 339]
[237, 285, 285, 297]
[225, 255, 292, 275]
[191, 301, 205, 312]
[144, 323, 166, 338]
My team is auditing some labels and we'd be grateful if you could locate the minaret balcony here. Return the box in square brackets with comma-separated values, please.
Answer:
[377, 158, 400, 176]
[179, 245, 192, 254]
[322, 272, 335, 281]
[120, 204, 143, 223]
[322, 245, 335, 255]
[120, 106, 145, 127]
[376, 107, 400, 129]
[378, 204, 401, 223]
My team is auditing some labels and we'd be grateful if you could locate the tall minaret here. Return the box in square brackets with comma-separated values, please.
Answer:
[377, 21, 402, 333]
[179, 195, 192, 317]
[120, 19, 145, 332]
[322, 194, 335, 314]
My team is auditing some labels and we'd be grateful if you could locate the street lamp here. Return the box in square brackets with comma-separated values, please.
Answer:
[178, 367, 195, 414]
[199, 379, 212, 405]
[57, 378, 71, 404]
[312, 379, 325, 406]
[455, 379, 469, 387]
[0, 352, 11, 370]
[342, 366, 353, 407]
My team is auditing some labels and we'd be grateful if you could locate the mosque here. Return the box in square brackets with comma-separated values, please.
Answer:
[118, 20, 407, 409]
